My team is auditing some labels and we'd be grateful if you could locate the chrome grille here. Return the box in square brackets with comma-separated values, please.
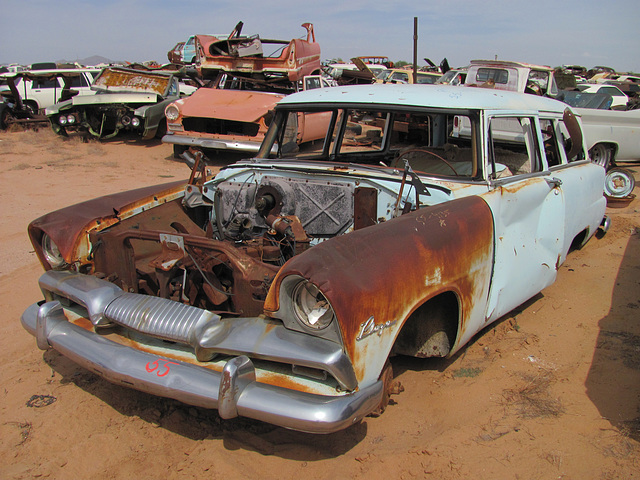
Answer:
[104, 293, 218, 344]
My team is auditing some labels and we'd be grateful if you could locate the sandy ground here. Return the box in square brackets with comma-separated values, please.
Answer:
[0, 128, 638, 480]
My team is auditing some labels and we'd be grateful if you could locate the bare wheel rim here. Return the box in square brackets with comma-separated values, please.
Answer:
[604, 168, 635, 198]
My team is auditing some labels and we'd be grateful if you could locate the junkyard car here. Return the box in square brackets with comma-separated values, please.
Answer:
[167, 42, 185, 64]
[464, 59, 559, 96]
[463, 60, 640, 168]
[0, 69, 100, 129]
[22, 84, 608, 433]
[376, 68, 440, 84]
[0, 68, 100, 113]
[163, 23, 326, 159]
[576, 84, 629, 109]
[46, 67, 190, 140]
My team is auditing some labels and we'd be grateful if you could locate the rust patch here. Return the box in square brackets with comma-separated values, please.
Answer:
[93, 68, 172, 95]
[266, 196, 495, 380]
[28, 180, 187, 268]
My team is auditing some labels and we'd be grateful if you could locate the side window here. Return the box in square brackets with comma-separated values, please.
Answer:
[540, 119, 561, 168]
[33, 78, 57, 89]
[489, 116, 541, 178]
[525, 70, 549, 95]
[476, 68, 509, 84]
[600, 86, 624, 97]
[70, 75, 89, 88]
[167, 79, 179, 96]
[391, 72, 409, 83]
[304, 76, 322, 91]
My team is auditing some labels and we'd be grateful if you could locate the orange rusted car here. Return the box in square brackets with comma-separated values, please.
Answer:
[162, 22, 332, 160]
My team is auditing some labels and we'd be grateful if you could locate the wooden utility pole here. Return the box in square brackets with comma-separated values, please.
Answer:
[413, 17, 418, 81]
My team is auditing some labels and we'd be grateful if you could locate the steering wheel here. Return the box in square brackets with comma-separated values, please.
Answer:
[396, 147, 459, 176]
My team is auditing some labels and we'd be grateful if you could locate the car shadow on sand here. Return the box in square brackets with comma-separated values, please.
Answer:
[585, 229, 640, 441]
[42, 349, 368, 458]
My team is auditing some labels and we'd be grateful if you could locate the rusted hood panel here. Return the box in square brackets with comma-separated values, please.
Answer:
[28, 180, 187, 266]
[92, 68, 172, 95]
[178, 88, 284, 122]
[265, 195, 495, 365]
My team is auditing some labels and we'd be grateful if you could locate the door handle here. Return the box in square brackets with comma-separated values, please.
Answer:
[546, 177, 562, 188]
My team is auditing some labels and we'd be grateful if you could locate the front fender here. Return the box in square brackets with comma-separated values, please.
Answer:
[137, 98, 174, 139]
[265, 195, 495, 386]
[28, 180, 187, 269]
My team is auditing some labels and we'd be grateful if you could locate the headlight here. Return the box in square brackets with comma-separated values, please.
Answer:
[131, 117, 141, 127]
[58, 115, 67, 125]
[42, 234, 65, 268]
[165, 104, 180, 121]
[291, 280, 335, 330]
[66, 114, 76, 124]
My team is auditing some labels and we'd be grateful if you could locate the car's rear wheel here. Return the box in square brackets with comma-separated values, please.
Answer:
[24, 100, 39, 116]
[589, 143, 613, 169]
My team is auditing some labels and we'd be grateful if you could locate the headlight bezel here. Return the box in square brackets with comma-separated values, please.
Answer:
[271, 275, 342, 345]
[165, 104, 180, 122]
[291, 280, 335, 331]
[41, 233, 65, 268]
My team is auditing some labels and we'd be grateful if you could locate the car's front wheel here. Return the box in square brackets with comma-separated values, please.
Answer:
[0, 105, 16, 130]
[173, 144, 188, 159]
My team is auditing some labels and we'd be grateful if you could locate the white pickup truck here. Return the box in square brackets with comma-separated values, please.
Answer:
[464, 60, 640, 166]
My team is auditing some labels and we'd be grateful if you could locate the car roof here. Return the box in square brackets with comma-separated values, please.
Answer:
[277, 83, 570, 114]
[469, 60, 554, 72]
[580, 84, 625, 93]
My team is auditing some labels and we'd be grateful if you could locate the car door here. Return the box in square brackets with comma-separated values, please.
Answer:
[539, 115, 607, 263]
[481, 113, 566, 322]
[29, 76, 60, 109]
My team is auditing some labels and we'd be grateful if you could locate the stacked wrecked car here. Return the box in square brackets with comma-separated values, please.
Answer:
[162, 22, 332, 160]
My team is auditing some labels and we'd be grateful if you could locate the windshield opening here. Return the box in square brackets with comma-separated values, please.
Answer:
[259, 106, 480, 179]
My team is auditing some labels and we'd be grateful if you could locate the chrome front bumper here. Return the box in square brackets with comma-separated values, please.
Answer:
[21, 271, 383, 434]
[162, 133, 262, 153]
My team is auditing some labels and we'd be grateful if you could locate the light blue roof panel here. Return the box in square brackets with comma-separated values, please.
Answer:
[278, 84, 568, 114]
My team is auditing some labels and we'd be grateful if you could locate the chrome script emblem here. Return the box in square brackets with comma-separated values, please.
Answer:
[356, 316, 397, 341]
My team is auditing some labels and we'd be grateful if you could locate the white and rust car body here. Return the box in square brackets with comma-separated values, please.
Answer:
[22, 85, 607, 433]
[47, 67, 188, 140]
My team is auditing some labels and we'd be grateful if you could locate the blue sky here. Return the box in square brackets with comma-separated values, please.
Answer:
[2, 0, 639, 72]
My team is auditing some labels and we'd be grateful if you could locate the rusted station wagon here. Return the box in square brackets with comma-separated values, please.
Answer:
[22, 84, 608, 433]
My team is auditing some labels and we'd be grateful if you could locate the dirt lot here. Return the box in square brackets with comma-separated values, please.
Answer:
[0, 128, 638, 479]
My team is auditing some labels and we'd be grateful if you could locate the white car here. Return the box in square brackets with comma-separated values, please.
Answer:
[0, 68, 101, 113]
[577, 84, 629, 109]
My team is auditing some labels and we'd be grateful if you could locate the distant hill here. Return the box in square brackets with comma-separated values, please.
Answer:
[56, 55, 115, 66]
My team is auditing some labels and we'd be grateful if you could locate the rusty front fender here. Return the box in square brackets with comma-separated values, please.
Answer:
[265, 195, 495, 386]
[28, 180, 187, 269]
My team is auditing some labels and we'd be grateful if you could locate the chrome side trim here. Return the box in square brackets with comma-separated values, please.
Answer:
[21, 302, 382, 434]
